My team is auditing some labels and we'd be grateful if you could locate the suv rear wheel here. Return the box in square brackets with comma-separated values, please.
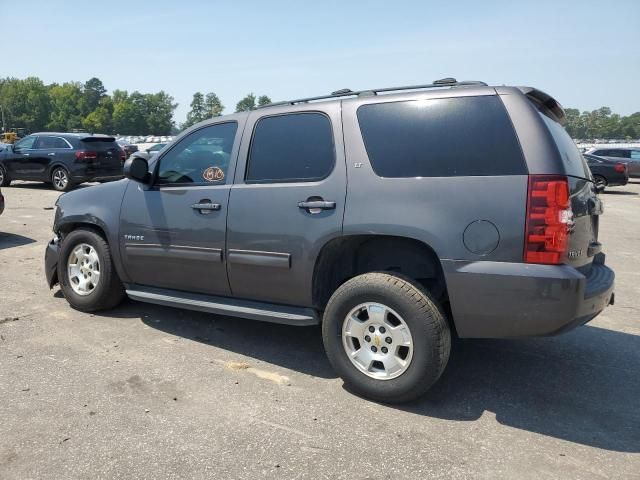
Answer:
[322, 272, 450, 403]
[51, 166, 73, 192]
[58, 229, 125, 312]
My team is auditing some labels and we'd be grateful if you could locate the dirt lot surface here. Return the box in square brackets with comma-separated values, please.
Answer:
[1, 180, 639, 479]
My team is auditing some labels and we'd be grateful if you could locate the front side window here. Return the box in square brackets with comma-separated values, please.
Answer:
[246, 113, 335, 183]
[157, 122, 237, 185]
[14, 135, 36, 150]
[357, 96, 526, 177]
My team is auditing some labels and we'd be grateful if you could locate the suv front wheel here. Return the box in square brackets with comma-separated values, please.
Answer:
[322, 272, 451, 403]
[58, 229, 125, 312]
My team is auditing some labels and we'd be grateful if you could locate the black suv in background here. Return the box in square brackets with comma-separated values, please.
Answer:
[0, 133, 124, 191]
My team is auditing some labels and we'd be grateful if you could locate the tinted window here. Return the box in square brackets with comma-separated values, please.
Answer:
[357, 96, 526, 177]
[630, 150, 640, 160]
[36, 136, 69, 149]
[603, 149, 628, 158]
[157, 122, 237, 185]
[246, 113, 335, 183]
[14, 136, 36, 150]
[538, 113, 591, 179]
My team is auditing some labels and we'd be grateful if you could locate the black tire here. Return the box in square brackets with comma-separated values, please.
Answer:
[0, 164, 10, 187]
[57, 228, 125, 312]
[322, 272, 451, 403]
[50, 166, 73, 192]
[593, 175, 607, 189]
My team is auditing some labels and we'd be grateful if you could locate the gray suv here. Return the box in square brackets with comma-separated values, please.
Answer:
[44, 79, 615, 403]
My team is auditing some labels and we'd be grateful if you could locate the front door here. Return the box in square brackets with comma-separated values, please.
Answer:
[226, 105, 347, 307]
[5, 135, 37, 179]
[119, 120, 244, 296]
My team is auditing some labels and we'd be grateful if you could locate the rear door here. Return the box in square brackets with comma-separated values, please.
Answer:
[226, 104, 346, 307]
[33, 135, 72, 180]
[119, 120, 243, 296]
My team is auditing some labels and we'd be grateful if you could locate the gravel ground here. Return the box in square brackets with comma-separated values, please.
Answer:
[0, 180, 639, 479]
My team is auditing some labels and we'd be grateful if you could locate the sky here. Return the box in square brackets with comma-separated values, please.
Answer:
[3, 0, 639, 124]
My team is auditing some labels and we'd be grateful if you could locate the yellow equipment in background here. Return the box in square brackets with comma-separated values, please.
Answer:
[1, 128, 26, 144]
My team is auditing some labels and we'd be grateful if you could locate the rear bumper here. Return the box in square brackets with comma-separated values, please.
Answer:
[443, 256, 615, 338]
[69, 163, 123, 183]
[45, 236, 60, 288]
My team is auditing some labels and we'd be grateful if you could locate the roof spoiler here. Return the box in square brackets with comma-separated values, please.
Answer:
[518, 87, 566, 125]
[79, 134, 116, 142]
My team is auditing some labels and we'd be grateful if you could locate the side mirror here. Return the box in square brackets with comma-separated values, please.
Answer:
[595, 183, 605, 194]
[123, 155, 151, 184]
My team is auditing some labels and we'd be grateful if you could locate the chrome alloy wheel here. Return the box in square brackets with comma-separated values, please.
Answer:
[342, 302, 414, 380]
[53, 168, 68, 190]
[67, 243, 101, 296]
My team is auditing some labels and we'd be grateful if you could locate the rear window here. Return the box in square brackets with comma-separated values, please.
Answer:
[537, 112, 591, 179]
[356, 96, 526, 178]
[80, 139, 118, 151]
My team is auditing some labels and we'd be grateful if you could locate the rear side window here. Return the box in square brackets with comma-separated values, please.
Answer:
[631, 150, 640, 159]
[246, 113, 335, 183]
[538, 113, 591, 179]
[357, 96, 526, 177]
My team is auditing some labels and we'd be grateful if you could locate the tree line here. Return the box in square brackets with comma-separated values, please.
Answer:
[564, 107, 640, 140]
[0, 76, 273, 136]
[0, 77, 177, 135]
[2, 76, 639, 138]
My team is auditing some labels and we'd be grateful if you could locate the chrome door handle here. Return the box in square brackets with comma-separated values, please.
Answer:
[298, 200, 336, 210]
[48, 153, 56, 156]
[23, 153, 30, 156]
[191, 202, 221, 214]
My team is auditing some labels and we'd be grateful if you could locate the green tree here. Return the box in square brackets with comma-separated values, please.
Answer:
[205, 92, 224, 118]
[0, 77, 51, 132]
[184, 92, 206, 128]
[47, 82, 84, 131]
[145, 91, 177, 135]
[81, 77, 107, 115]
[235, 93, 256, 112]
[82, 96, 113, 133]
[257, 95, 271, 107]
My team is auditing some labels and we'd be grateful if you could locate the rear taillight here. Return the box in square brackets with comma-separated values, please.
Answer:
[75, 150, 98, 161]
[524, 175, 573, 265]
[614, 163, 626, 173]
[120, 148, 126, 161]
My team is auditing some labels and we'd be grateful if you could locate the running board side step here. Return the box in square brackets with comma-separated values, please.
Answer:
[125, 285, 319, 326]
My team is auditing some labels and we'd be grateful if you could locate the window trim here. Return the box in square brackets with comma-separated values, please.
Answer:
[244, 111, 336, 185]
[152, 121, 239, 189]
[34, 136, 73, 150]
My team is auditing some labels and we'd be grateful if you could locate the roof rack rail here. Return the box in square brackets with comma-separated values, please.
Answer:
[259, 78, 488, 108]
